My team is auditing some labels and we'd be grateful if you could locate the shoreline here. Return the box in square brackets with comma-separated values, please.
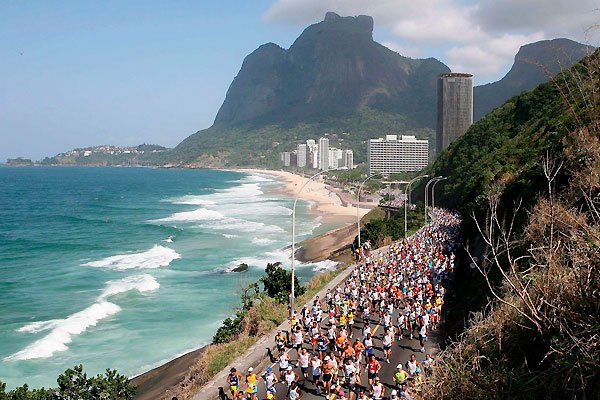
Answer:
[131, 169, 367, 398]
[238, 168, 371, 222]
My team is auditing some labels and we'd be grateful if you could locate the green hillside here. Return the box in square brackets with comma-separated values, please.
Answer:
[173, 108, 434, 167]
[418, 49, 599, 399]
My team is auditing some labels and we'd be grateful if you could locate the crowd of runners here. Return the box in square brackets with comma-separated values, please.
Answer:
[226, 209, 460, 400]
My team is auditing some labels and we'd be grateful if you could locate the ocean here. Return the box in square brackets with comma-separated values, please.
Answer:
[0, 167, 342, 389]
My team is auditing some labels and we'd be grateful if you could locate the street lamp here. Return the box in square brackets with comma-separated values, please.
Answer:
[431, 177, 447, 213]
[356, 172, 384, 249]
[424, 176, 443, 224]
[290, 168, 342, 316]
[404, 174, 428, 238]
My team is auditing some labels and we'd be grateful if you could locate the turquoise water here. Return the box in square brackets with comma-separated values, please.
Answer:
[0, 167, 340, 389]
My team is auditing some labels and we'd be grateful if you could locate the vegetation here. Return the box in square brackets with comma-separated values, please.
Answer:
[166, 265, 348, 400]
[170, 108, 435, 168]
[0, 365, 135, 400]
[354, 204, 426, 248]
[419, 48, 600, 399]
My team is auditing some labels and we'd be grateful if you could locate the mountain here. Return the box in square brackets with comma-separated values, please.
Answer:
[172, 12, 450, 167]
[474, 38, 594, 121]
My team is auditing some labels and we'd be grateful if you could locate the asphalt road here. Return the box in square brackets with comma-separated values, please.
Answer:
[227, 311, 437, 400]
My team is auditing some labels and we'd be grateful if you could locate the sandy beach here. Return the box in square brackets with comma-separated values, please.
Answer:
[239, 169, 370, 222]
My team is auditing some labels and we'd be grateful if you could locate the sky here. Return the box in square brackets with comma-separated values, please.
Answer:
[1, 1, 598, 162]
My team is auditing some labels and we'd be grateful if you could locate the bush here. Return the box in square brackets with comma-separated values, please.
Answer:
[260, 262, 305, 303]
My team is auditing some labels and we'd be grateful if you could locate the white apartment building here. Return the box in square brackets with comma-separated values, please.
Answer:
[368, 135, 428, 175]
[318, 137, 329, 170]
[328, 148, 343, 169]
[305, 139, 318, 169]
[281, 151, 291, 167]
[297, 143, 307, 168]
[343, 149, 354, 170]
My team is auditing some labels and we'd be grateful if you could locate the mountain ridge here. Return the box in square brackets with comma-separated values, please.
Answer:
[474, 38, 595, 121]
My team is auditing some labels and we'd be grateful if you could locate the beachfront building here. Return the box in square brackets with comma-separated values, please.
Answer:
[342, 149, 354, 169]
[436, 73, 473, 156]
[318, 137, 329, 171]
[328, 148, 343, 169]
[297, 143, 307, 168]
[368, 135, 429, 175]
[306, 139, 319, 169]
[281, 151, 291, 167]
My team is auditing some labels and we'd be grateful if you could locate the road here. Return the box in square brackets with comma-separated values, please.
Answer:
[228, 306, 437, 400]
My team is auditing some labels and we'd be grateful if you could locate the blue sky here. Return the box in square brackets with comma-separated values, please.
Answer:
[1, 0, 597, 161]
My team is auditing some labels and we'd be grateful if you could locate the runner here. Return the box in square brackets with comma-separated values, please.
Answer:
[322, 355, 334, 395]
[381, 328, 394, 363]
[264, 367, 278, 400]
[227, 367, 241, 400]
[311, 353, 322, 395]
[245, 367, 259, 400]
[298, 348, 310, 381]
[366, 354, 380, 389]
[370, 377, 384, 400]
[393, 364, 408, 389]
[288, 381, 303, 400]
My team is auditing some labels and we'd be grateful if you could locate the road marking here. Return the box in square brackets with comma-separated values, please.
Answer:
[372, 323, 381, 335]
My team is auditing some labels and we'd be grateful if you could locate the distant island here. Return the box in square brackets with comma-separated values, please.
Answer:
[7, 144, 170, 167]
[6, 157, 35, 166]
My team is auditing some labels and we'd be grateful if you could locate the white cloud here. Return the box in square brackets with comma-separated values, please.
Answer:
[263, 0, 598, 83]
[382, 41, 423, 58]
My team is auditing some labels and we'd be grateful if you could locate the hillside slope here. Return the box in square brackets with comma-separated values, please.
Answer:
[474, 38, 594, 121]
[420, 48, 600, 399]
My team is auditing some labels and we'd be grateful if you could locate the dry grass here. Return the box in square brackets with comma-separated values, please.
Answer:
[419, 52, 600, 400]
[162, 264, 349, 399]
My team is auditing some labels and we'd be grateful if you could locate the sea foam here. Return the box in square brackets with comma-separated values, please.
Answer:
[82, 245, 180, 270]
[6, 274, 159, 361]
[152, 208, 224, 222]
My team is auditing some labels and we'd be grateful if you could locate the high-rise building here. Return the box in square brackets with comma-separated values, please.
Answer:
[368, 135, 429, 175]
[328, 148, 343, 169]
[281, 151, 291, 167]
[297, 143, 307, 168]
[306, 139, 318, 169]
[318, 137, 329, 170]
[436, 73, 473, 156]
[342, 149, 354, 170]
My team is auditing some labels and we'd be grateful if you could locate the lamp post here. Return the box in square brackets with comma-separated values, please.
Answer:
[404, 174, 428, 238]
[356, 172, 383, 249]
[291, 168, 341, 316]
[431, 177, 447, 213]
[424, 176, 443, 224]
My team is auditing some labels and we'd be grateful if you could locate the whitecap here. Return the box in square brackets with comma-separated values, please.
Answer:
[6, 301, 122, 361]
[251, 237, 276, 246]
[311, 260, 340, 272]
[99, 274, 160, 300]
[82, 245, 180, 270]
[167, 195, 217, 206]
[152, 208, 224, 223]
[222, 234, 238, 239]
[17, 319, 62, 334]
[7, 275, 160, 361]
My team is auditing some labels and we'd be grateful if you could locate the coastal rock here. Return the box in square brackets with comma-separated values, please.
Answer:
[231, 263, 249, 273]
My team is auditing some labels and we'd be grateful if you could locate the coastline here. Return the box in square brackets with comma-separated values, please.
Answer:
[238, 168, 370, 221]
[131, 168, 368, 398]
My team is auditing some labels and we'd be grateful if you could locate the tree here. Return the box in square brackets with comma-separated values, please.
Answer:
[260, 262, 305, 303]
[0, 365, 135, 400]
